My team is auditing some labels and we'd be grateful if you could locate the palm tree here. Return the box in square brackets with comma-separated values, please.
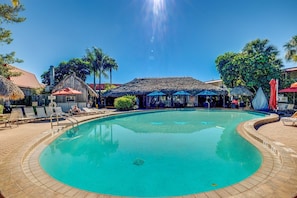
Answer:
[243, 39, 278, 56]
[98, 56, 109, 104]
[104, 56, 118, 85]
[84, 48, 98, 93]
[93, 48, 109, 106]
[84, 47, 119, 106]
[84, 47, 108, 106]
[284, 35, 297, 62]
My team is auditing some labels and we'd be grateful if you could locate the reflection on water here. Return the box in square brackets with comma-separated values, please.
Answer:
[47, 122, 119, 167]
[40, 110, 264, 197]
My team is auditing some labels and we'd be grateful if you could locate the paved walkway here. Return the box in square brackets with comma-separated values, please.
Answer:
[257, 120, 297, 154]
[0, 110, 297, 198]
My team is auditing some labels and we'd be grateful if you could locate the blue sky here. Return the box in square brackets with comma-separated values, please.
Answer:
[2, 0, 297, 84]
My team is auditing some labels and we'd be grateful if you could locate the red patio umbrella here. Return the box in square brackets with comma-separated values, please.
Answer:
[269, 79, 277, 110]
[52, 87, 82, 96]
[279, 82, 297, 104]
[279, 82, 297, 93]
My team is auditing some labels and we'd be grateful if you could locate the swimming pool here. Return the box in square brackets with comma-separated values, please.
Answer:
[40, 110, 264, 197]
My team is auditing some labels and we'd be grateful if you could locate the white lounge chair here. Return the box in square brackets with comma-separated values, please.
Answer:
[23, 107, 38, 121]
[36, 107, 48, 119]
[69, 105, 87, 116]
[82, 107, 105, 114]
[82, 107, 96, 115]
[54, 106, 70, 116]
[281, 112, 297, 126]
[45, 106, 55, 117]
[286, 104, 296, 114]
[11, 107, 33, 122]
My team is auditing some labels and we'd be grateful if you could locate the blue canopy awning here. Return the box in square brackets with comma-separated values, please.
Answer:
[173, 91, 191, 96]
[196, 90, 217, 96]
[147, 91, 166, 97]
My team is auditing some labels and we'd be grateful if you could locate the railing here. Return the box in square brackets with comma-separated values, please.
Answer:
[50, 113, 79, 136]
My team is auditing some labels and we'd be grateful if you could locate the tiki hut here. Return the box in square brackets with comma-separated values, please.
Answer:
[52, 73, 98, 111]
[103, 77, 227, 108]
[0, 75, 25, 100]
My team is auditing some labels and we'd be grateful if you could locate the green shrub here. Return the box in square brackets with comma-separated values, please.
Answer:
[114, 95, 136, 111]
[0, 105, 3, 114]
[124, 95, 136, 104]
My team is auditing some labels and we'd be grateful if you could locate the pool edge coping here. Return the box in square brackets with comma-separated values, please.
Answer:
[12, 110, 297, 197]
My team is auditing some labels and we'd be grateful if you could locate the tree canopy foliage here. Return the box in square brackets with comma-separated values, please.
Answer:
[284, 35, 297, 62]
[215, 39, 283, 94]
[82, 47, 119, 104]
[0, 1, 25, 77]
[41, 47, 119, 97]
[41, 58, 91, 85]
[83, 47, 118, 91]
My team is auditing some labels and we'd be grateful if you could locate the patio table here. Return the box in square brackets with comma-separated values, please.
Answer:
[0, 114, 10, 127]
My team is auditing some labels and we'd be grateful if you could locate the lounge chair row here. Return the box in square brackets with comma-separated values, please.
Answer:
[5, 106, 104, 125]
[11, 106, 55, 122]
[68, 105, 105, 116]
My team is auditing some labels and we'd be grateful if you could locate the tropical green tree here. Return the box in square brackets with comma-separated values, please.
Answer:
[84, 47, 101, 92]
[104, 83, 117, 91]
[41, 58, 91, 85]
[98, 55, 109, 100]
[64, 58, 91, 81]
[104, 56, 118, 85]
[215, 52, 240, 88]
[83, 47, 109, 104]
[0, 1, 25, 77]
[284, 35, 297, 62]
[216, 39, 283, 94]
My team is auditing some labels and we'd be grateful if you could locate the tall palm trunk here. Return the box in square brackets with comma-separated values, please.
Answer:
[109, 68, 112, 85]
[93, 67, 97, 107]
[93, 67, 96, 92]
[98, 67, 102, 107]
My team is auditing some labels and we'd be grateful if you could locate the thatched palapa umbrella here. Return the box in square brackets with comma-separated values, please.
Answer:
[0, 75, 24, 100]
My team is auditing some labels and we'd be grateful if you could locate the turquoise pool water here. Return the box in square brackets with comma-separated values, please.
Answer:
[40, 110, 264, 197]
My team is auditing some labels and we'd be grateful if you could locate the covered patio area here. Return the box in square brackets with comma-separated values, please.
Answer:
[103, 77, 227, 108]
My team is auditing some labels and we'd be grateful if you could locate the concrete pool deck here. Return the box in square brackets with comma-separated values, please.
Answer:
[0, 109, 296, 198]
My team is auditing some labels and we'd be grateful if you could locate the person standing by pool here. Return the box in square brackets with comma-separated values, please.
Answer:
[231, 98, 239, 108]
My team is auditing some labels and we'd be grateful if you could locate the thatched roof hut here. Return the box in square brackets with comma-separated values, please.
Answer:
[104, 77, 226, 97]
[0, 75, 25, 100]
[52, 73, 98, 103]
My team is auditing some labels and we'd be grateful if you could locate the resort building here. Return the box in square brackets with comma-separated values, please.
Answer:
[9, 66, 44, 96]
[4, 66, 45, 107]
[282, 66, 297, 80]
[88, 83, 122, 92]
[51, 73, 98, 112]
[204, 79, 225, 88]
[103, 77, 227, 108]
